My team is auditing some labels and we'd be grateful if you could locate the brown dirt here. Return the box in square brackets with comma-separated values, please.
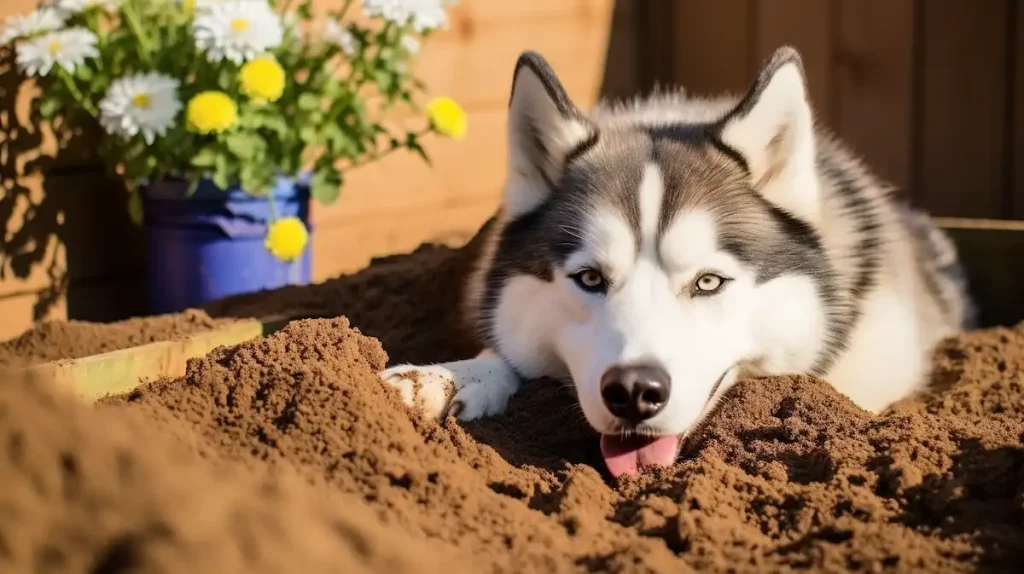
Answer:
[5, 241, 1024, 573]
[0, 309, 239, 369]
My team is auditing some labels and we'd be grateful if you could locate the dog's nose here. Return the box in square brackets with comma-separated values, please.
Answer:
[599, 363, 671, 423]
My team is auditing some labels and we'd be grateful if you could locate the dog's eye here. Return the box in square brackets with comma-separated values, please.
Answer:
[571, 269, 608, 293]
[694, 273, 726, 294]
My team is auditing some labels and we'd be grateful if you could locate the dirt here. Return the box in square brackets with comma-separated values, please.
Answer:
[5, 241, 1024, 573]
[0, 309, 238, 369]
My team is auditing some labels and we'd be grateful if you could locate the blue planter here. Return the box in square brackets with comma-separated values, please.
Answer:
[140, 175, 312, 314]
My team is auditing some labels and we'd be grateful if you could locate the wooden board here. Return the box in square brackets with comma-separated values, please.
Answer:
[935, 218, 1024, 329]
[917, 0, 1010, 217]
[1014, 3, 1024, 220]
[753, 0, 833, 125]
[833, 0, 915, 194]
[8, 319, 266, 401]
[671, 0, 754, 96]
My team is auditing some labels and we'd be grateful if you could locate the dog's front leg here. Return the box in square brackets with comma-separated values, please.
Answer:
[379, 349, 521, 422]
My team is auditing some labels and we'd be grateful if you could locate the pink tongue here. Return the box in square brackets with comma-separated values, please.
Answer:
[600, 435, 681, 477]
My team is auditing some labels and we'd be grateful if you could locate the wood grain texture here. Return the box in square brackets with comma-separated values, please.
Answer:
[753, 0, 834, 125]
[671, 0, 754, 96]
[916, 0, 1010, 217]
[833, 0, 915, 193]
[1013, 1, 1024, 219]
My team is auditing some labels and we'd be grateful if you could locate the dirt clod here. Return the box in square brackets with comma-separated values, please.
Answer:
[5, 242, 1024, 572]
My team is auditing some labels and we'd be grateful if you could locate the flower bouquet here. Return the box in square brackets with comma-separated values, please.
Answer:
[0, 0, 467, 312]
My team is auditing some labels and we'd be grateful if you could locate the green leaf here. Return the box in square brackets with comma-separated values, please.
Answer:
[310, 168, 342, 205]
[405, 133, 431, 166]
[39, 98, 62, 120]
[297, 93, 321, 111]
[190, 145, 219, 168]
[225, 132, 259, 160]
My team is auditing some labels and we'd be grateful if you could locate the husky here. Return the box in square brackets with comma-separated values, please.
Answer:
[378, 47, 975, 477]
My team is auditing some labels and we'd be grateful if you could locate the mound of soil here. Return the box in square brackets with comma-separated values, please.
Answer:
[0, 346, 474, 573]
[0, 309, 238, 369]
[6, 241, 1024, 572]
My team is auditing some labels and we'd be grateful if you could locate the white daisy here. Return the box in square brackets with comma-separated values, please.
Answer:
[324, 19, 358, 56]
[15, 27, 98, 77]
[182, 0, 269, 12]
[361, 0, 452, 32]
[400, 34, 420, 55]
[0, 7, 66, 45]
[192, 1, 283, 64]
[99, 73, 183, 145]
[50, 0, 121, 14]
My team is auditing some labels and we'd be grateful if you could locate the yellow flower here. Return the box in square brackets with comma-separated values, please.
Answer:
[239, 55, 286, 102]
[186, 91, 238, 134]
[265, 216, 309, 261]
[182, 0, 196, 13]
[425, 96, 467, 140]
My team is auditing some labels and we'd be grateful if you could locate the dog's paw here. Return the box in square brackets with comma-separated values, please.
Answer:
[447, 378, 517, 421]
[379, 364, 455, 420]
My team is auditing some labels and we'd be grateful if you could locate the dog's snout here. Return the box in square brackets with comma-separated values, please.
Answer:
[599, 363, 671, 423]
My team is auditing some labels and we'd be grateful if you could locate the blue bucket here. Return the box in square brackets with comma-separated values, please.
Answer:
[141, 175, 312, 314]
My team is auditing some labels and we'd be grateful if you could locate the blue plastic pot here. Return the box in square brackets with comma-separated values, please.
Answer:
[140, 175, 312, 314]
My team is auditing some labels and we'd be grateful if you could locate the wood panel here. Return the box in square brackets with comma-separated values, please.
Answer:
[917, 0, 1011, 218]
[414, 4, 613, 110]
[1014, 1, 1024, 220]
[833, 0, 915, 193]
[671, 0, 754, 96]
[311, 198, 496, 280]
[753, 0, 834, 125]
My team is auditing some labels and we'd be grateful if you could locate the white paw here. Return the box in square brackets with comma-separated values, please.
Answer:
[379, 364, 455, 420]
[379, 355, 522, 422]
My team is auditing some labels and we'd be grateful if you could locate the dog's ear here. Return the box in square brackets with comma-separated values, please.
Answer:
[718, 46, 819, 223]
[504, 51, 594, 218]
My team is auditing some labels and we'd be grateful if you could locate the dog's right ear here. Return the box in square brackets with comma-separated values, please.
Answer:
[504, 51, 594, 218]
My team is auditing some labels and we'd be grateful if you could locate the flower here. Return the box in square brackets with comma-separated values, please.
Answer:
[425, 96, 466, 140]
[186, 91, 238, 134]
[362, 0, 452, 32]
[183, 0, 269, 12]
[239, 55, 285, 102]
[99, 73, 183, 145]
[51, 0, 121, 14]
[0, 7, 66, 45]
[264, 216, 309, 261]
[324, 19, 357, 56]
[400, 34, 420, 55]
[192, 1, 283, 64]
[15, 27, 98, 76]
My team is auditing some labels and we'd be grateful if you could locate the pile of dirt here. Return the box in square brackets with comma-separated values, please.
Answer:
[0, 347, 476, 573]
[0, 309, 238, 369]
[5, 241, 1024, 572]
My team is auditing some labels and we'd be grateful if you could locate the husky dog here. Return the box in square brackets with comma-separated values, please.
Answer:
[379, 47, 975, 477]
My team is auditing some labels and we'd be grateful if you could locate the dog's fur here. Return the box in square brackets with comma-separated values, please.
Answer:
[380, 47, 975, 458]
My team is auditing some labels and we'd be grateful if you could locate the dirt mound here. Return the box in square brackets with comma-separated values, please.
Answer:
[8, 239, 1024, 572]
[0, 309, 238, 369]
[0, 341, 473, 573]
[111, 310, 1024, 572]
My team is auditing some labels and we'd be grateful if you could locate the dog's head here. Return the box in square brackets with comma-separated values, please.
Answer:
[481, 48, 832, 475]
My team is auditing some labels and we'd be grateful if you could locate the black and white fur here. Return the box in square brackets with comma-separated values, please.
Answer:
[380, 47, 975, 454]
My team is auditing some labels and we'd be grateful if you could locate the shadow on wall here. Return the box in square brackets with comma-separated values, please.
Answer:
[0, 49, 145, 328]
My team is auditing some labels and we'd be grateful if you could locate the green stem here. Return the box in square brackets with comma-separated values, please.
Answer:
[57, 70, 96, 116]
[345, 127, 430, 171]
[121, 2, 154, 66]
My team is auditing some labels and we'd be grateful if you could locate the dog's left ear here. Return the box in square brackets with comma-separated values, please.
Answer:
[504, 51, 594, 218]
[717, 47, 819, 223]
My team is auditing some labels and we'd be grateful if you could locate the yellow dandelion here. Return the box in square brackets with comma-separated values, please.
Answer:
[425, 96, 467, 140]
[186, 91, 238, 134]
[264, 216, 309, 261]
[239, 55, 286, 103]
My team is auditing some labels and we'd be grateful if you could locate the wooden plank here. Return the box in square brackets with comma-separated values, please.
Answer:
[671, 0, 754, 96]
[312, 108, 505, 228]
[598, 0, 642, 100]
[311, 198, 496, 280]
[917, 0, 1010, 218]
[1014, 3, 1024, 220]
[833, 0, 915, 193]
[753, 0, 833, 125]
[0, 289, 66, 342]
[935, 218, 1024, 328]
[9, 319, 264, 401]
[413, 6, 613, 110]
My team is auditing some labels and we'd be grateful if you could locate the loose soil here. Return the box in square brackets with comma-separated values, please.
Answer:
[0, 309, 239, 369]
[4, 242, 1024, 573]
